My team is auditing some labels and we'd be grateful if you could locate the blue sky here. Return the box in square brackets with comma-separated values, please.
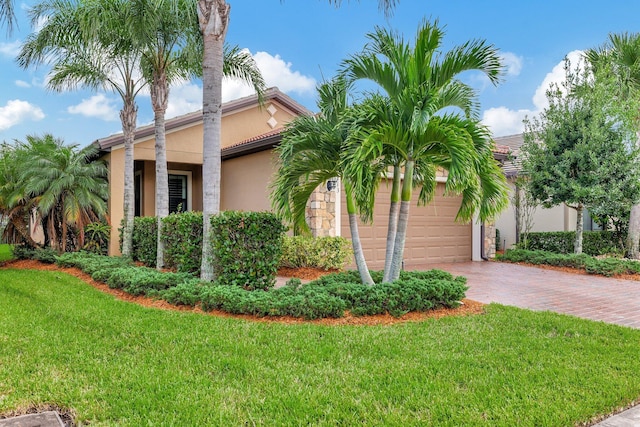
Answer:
[1, 0, 640, 146]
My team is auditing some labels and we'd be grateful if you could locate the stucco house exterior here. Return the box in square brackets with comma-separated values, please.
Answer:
[493, 133, 590, 250]
[96, 87, 502, 269]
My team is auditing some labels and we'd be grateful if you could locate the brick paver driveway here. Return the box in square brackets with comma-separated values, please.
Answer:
[428, 261, 640, 329]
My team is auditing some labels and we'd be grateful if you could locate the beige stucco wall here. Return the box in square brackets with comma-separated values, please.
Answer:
[220, 150, 276, 212]
[495, 180, 577, 250]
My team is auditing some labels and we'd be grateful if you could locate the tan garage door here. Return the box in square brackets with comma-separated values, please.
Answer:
[340, 181, 472, 270]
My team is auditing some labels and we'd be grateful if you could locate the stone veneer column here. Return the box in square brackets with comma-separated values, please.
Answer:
[305, 181, 337, 237]
[484, 222, 497, 259]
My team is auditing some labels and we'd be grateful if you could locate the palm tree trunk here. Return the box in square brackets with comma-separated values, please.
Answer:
[389, 160, 414, 282]
[198, 0, 230, 281]
[151, 71, 169, 270]
[120, 98, 137, 258]
[345, 182, 374, 285]
[575, 204, 584, 255]
[382, 164, 400, 282]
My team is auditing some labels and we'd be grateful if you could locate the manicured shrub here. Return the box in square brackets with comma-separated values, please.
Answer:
[521, 231, 623, 256]
[160, 279, 205, 306]
[130, 217, 157, 266]
[209, 211, 286, 290]
[57, 251, 131, 273]
[102, 266, 194, 295]
[280, 236, 353, 270]
[161, 211, 203, 274]
[497, 248, 640, 277]
[12, 245, 58, 263]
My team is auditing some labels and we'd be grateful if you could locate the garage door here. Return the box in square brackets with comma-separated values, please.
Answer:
[340, 181, 472, 270]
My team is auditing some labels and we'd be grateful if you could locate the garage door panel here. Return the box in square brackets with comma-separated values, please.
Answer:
[341, 182, 471, 270]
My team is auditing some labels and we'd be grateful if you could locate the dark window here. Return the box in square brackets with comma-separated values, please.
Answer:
[168, 174, 188, 213]
[134, 173, 142, 217]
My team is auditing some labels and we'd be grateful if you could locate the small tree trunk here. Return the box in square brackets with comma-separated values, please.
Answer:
[388, 160, 414, 282]
[382, 165, 400, 283]
[198, 0, 230, 281]
[627, 131, 640, 258]
[120, 97, 137, 258]
[575, 204, 584, 254]
[151, 71, 169, 270]
[345, 182, 374, 285]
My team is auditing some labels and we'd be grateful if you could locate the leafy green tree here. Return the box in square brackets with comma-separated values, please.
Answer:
[18, 0, 148, 258]
[196, 0, 398, 281]
[521, 59, 640, 254]
[342, 20, 509, 282]
[1, 134, 108, 251]
[271, 78, 378, 285]
[586, 33, 640, 257]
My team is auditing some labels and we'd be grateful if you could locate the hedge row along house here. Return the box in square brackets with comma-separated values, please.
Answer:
[95, 87, 510, 269]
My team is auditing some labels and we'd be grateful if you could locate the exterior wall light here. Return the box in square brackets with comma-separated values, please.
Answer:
[326, 178, 338, 191]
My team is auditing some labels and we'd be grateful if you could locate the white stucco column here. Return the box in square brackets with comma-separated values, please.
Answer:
[335, 178, 341, 236]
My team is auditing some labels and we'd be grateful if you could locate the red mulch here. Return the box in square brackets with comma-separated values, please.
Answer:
[497, 259, 640, 281]
[1, 259, 485, 326]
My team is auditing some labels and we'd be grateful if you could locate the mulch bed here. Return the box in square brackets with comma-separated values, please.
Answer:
[1, 259, 485, 326]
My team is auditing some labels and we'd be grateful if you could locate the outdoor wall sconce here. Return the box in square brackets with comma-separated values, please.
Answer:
[326, 178, 338, 191]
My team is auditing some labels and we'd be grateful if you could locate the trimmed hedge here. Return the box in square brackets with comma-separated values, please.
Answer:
[50, 251, 469, 320]
[497, 249, 640, 277]
[161, 211, 203, 274]
[520, 231, 623, 256]
[280, 236, 353, 270]
[210, 211, 286, 290]
[130, 217, 157, 266]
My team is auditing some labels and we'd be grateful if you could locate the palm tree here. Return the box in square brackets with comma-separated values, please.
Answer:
[17, 134, 108, 252]
[196, 0, 397, 281]
[271, 78, 378, 285]
[586, 33, 640, 258]
[342, 20, 509, 281]
[18, 0, 147, 258]
[0, 0, 14, 33]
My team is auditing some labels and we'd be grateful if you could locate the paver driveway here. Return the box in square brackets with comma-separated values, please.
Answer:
[429, 261, 640, 329]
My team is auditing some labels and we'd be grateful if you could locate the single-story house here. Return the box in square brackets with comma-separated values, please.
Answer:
[96, 87, 504, 269]
[493, 133, 603, 250]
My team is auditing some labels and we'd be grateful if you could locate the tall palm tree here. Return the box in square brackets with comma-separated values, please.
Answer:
[196, 0, 397, 281]
[18, 0, 147, 258]
[342, 20, 509, 281]
[586, 33, 640, 258]
[271, 78, 378, 285]
[17, 134, 108, 252]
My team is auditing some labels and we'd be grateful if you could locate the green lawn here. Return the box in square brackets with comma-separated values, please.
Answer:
[1, 269, 640, 426]
[0, 244, 13, 262]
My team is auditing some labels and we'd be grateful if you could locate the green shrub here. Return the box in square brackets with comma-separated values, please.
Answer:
[280, 236, 352, 270]
[161, 211, 203, 274]
[210, 211, 286, 290]
[12, 245, 58, 263]
[498, 248, 640, 278]
[496, 229, 501, 252]
[160, 279, 205, 306]
[129, 217, 157, 266]
[521, 231, 623, 256]
[83, 221, 111, 255]
[102, 266, 194, 295]
[57, 251, 131, 273]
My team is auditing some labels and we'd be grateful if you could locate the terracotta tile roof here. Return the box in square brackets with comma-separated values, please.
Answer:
[223, 128, 284, 150]
[494, 133, 524, 178]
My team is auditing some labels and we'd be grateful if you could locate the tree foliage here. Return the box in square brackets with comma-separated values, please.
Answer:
[521, 58, 640, 254]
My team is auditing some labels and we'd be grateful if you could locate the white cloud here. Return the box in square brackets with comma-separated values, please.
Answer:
[0, 99, 45, 131]
[222, 50, 316, 102]
[166, 82, 202, 119]
[482, 50, 584, 137]
[500, 52, 523, 76]
[67, 94, 119, 121]
[15, 80, 30, 88]
[0, 40, 21, 57]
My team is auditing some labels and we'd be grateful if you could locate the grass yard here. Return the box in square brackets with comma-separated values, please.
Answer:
[1, 269, 640, 426]
[0, 244, 13, 262]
